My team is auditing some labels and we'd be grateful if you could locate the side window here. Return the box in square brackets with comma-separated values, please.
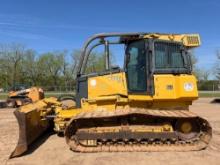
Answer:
[109, 44, 124, 69]
[126, 40, 147, 92]
[85, 45, 105, 74]
[84, 43, 124, 74]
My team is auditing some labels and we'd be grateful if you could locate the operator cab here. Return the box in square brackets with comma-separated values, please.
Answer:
[75, 33, 199, 107]
[126, 39, 192, 94]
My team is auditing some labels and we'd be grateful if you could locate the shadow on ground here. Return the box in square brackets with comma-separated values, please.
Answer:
[210, 98, 220, 104]
[11, 130, 55, 158]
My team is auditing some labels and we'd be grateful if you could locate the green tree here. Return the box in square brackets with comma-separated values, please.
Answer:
[84, 51, 115, 74]
[0, 43, 26, 88]
[71, 50, 82, 77]
[189, 50, 198, 69]
[194, 68, 210, 81]
[38, 52, 64, 90]
[215, 50, 220, 81]
[188, 50, 208, 80]
[0, 43, 116, 91]
[21, 49, 44, 86]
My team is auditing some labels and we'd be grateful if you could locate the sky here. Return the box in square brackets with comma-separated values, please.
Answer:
[0, 0, 219, 78]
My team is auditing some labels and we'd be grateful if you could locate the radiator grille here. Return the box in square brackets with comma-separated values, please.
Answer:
[184, 35, 200, 47]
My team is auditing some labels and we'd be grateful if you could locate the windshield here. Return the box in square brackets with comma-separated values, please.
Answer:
[154, 41, 187, 70]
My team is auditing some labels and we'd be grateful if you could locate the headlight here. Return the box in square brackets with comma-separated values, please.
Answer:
[184, 82, 194, 91]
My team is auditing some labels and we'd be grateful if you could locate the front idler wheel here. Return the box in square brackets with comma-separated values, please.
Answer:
[175, 119, 199, 140]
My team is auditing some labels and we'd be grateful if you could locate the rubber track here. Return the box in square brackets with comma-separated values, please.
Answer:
[65, 108, 212, 152]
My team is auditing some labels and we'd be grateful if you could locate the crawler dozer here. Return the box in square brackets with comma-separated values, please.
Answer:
[6, 87, 44, 107]
[10, 32, 212, 158]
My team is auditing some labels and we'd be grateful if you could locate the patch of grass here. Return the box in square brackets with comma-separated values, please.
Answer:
[0, 92, 75, 100]
[1, 91, 219, 100]
[0, 93, 7, 100]
[199, 92, 220, 97]
[45, 92, 75, 98]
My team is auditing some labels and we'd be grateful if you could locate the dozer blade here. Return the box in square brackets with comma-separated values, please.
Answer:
[10, 105, 51, 158]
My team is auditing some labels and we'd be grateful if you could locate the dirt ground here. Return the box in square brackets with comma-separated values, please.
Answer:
[0, 98, 220, 165]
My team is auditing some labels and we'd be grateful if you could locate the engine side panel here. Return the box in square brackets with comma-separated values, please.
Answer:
[86, 72, 198, 101]
[76, 72, 199, 111]
[87, 72, 128, 99]
[153, 74, 198, 100]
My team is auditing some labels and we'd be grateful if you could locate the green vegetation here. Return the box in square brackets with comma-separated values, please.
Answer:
[199, 92, 220, 97]
[197, 80, 219, 91]
[1, 91, 219, 100]
[0, 93, 7, 100]
[0, 92, 75, 100]
[0, 43, 219, 97]
[0, 44, 111, 91]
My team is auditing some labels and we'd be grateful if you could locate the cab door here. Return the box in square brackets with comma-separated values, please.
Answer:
[126, 40, 147, 93]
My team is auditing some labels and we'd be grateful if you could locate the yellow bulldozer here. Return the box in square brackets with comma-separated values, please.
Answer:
[10, 32, 212, 158]
[6, 86, 44, 107]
